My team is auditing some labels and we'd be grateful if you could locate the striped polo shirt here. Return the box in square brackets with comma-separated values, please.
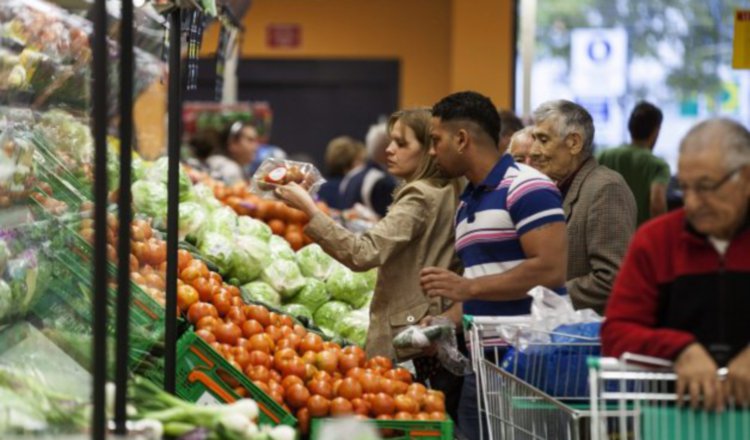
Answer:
[457, 154, 566, 316]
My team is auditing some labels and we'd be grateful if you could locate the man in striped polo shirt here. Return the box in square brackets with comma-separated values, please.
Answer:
[421, 91, 568, 440]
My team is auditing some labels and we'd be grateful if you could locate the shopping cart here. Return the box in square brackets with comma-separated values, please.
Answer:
[588, 353, 750, 440]
[466, 315, 601, 440]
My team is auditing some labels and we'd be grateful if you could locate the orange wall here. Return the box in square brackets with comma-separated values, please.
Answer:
[201, 0, 515, 109]
[451, 0, 515, 108]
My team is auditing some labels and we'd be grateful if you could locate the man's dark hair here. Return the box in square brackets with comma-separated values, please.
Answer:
[432, 91, 501, 145]
[499, 109, 524, 140]
[628, 101, 663, 141]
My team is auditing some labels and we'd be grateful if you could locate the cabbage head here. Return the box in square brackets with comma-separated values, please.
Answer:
[313, 301, 352, 331]
[326, 265, 372, 308]
[229, 235, 270, 283]
[336, 309, 369, 347]
[236, 216, 272, 242]
[190, 183, 223, 212]
[260, 259, 306, 299]
[289, 278, 329, 312]
[179, 202, 207, 240]
[198, 206, 238, 239]
[197, 232, 235, 275]
[241, 281, 281, 307]
[132, 180, 167, 221]
[145, 157, 193, 201]
[296, 244, 338, 280]
[282, 303, 313, 321]
[269, 235, 296, 261]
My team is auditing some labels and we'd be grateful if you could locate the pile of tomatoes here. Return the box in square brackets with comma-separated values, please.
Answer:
[80, 212, 448, 435]
[180, 257, 447, 434]
[202, 179, 330, 251]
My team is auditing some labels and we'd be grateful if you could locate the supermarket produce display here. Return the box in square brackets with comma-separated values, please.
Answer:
[0, 1, 456, 438]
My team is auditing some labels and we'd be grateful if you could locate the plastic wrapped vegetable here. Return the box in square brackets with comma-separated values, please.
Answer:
[236, 216, 272, 242]
[249, 157, 325, 200]
[335, 310, 369, 347]
[144, 157, 193, 201]
[190, 183, 223, 212]
[288, 278, 329, 313]
[393, 323, 454, 349]
[196, 232, 235, 275]
[325, 265, 372, 308]
[282, 303, 313, 322]
[268, 234, 296, 261]
[241, 281, 281, 307]
[229, 235, 270, 284]
[313, 301, 352, 331]
[178, 202, 207, 241]
[260, 259, 306, 299]
[132, 180, 167, 221]
[296, 244, 339, 280]
[197, 206, 238, 240]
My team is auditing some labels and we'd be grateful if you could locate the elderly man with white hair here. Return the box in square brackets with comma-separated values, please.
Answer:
[530, 99, 636, 314]
[603, 118, 750, 412]
[508, 126, 537, 167]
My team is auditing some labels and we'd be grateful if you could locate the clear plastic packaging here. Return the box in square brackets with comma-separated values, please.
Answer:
[393, 316, 472, 376]
[249, 158, 325, 199]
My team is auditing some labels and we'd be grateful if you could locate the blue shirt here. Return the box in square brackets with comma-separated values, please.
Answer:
[457, 154, 566, 316]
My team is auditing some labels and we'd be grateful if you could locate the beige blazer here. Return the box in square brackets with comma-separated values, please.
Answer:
[564, 157, 636, 315]
[305, 179, 461, 360]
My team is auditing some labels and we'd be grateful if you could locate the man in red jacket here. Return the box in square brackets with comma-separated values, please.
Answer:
[602, 118, 750, 412]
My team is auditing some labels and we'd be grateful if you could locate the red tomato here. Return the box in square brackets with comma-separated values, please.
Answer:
[337, 377, 363, 400]
[195, 316, 218, 331]
[371, 393, 396, 416]
[394, 394, 420, 414]
[330, 397, 354, 417]
[244, 305, 271, 327]
[296, 408, 310, 435]
[241, 320, 264, 338]
[351, 397, 371, 416]
[211, 291, 233, 317]
[177, 285, 199, 312]
[186, 302, 218, 323]
[177, 249, 192, 271]
[306, 395, 330, 418]
[285, 383, 310, 409]
[299, 333, 324, 354]
[195, 329, 216, 344]
[248, 350, 272, 369]
[245, 365, 271, 382]
[315, 350, 339, 374]
[214, 322, 242, 345]
[248, 333, 274, 354]
[225, 306, 246, 325]
[308, 378, 334, 399]
[422, 394, 446, 413]
[338, 353, 361, 374]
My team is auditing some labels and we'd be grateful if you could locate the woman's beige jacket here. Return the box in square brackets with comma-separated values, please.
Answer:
[304, 179, 461, 360]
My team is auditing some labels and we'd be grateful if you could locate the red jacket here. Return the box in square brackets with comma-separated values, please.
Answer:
[602, 208, 750, 366]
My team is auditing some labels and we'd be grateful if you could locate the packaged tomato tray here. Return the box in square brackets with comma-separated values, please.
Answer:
[249, 158, 325, 200]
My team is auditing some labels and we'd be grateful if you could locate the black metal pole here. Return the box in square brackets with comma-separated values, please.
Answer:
[91, 0, 108, 437]
[165, 7, 182, 395]
[115, 0, 134, 434]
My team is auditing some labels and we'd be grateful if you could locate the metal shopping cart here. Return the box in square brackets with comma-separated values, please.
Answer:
[466, 315, 601, 440]
[588, 354, 750, 440]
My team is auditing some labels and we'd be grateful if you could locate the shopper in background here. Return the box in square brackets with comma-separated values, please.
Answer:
[530, 99, 636, 315]
[508, 126, 537, 167]
[317, 136, 366, 210]
[200, 121, 260, 184]
[422, 91, 568, 440]
[339, 121, 399, 218]
[602, 118, 750, 411]
[275, 108, 465, 419]
[598, 101, 670, 226]
[498, 108, 524, 151]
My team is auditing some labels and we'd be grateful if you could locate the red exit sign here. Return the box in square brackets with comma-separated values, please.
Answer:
[266, 23, 302, 49]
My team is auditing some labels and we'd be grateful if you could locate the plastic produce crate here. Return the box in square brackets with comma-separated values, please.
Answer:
[163, 331, 296, 427]
[309, 417, 453, 440]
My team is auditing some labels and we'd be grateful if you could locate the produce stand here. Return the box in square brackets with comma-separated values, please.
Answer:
[1, 1, 455, 439]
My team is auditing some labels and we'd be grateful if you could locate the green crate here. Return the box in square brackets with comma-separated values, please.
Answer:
[164, 331, 296, 427]
[309, 417, 453, 440]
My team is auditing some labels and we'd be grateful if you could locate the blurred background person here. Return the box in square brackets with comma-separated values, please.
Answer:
[498, 108, 525, 151]
[598, 101, 670, 226]
[317, 135, 366, 210]
[193, 120, 261, 184]
[508, 126, 536, 167]
[340, 121, 398, 218]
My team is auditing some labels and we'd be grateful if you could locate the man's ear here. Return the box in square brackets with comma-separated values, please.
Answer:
[567, 131, 584, 156]
[456, 128, 470, 154]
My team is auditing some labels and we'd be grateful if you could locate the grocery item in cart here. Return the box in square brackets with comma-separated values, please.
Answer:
[250, 158, 325, 199]
[393, 316, 472, 376]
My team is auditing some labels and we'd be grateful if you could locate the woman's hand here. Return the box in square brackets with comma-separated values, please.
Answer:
[275, 182, 318, 217]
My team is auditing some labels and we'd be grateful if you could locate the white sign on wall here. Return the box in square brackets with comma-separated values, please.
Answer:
[570, 28, 628, 97]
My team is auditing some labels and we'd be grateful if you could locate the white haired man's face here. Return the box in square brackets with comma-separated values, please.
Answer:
[678, 136, 750, 239]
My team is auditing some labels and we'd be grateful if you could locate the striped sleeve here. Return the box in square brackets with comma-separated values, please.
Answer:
[507, 177, 565, 235]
